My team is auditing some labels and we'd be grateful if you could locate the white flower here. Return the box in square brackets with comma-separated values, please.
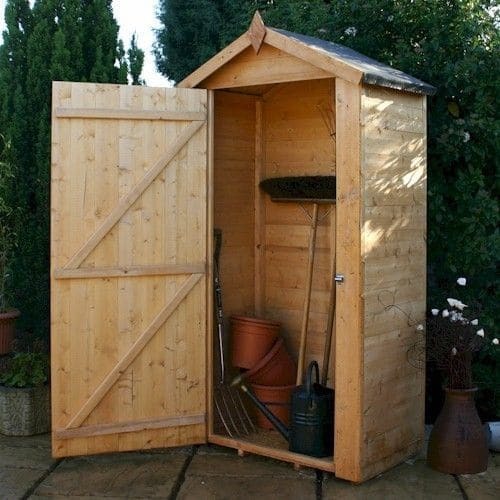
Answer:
[471, 319, 479, 325]
[451, 347, 457, 355]
[447, 298, 468, 310]
[431, 309, 440, 316]
[344, 26, 358, 36]
[416, 324, 424, 331]
[463, 131, 470, 143]
[387, 15, 394, 22]
[457, 277, 467, 286]
[493, 338, 499, 345]
[442, 309, 450, 318]
[476, 329, 485, 337]
[450, 311, 464, 322]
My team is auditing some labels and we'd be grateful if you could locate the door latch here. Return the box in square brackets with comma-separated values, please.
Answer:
[334, 274, 344, 283]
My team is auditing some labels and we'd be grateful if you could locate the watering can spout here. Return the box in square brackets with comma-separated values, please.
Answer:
[238, 384, 290, 441]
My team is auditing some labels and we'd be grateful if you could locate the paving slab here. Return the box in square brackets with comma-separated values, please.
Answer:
[323, 459, 463, 499]
[0, 433, 57, 500]
[178, 475, 317, 499]
[33, 451, 188, 498]
[0, 467, 51, 500]
[457, 454, 500, 500]
[178, 450, 318, 499]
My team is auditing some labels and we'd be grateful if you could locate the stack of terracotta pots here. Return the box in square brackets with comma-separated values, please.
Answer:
[230, 315, 296, 430]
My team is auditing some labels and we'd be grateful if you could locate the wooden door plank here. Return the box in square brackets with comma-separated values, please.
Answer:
[55, 108, 206, 121]
[254, 98, 265, 315]
[65, 272, 203, 429]
[55, 413, 206, 440]
[64, 120, 205, 270]
[54, 263, 206, 279]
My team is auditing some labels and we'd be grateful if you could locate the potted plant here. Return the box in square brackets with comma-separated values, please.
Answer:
[0, 342, 50, 435]
[0, 134, 19, 354]
[417, 277, 499, 474]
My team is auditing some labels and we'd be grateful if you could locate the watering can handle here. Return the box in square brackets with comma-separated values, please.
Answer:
[305, 360, 320, 397]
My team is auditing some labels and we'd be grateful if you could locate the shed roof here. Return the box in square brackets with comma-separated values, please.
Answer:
[179, 12, 436, 96]
[271, 28, 436, 96]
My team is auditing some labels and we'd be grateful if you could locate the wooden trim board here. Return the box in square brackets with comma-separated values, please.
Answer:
[55, 413, 206, 440]
[178, 33, 252, 89]
[209, 433, 335, 473]
[55, 108, 206, 121]
[333, 78, 364, 482]
[54, 263, 206, 279]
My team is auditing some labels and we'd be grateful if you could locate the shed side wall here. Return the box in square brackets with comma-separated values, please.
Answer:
[360, 85, 427, 479]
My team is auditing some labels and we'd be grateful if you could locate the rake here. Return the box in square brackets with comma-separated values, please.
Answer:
[213, 228, 255, 437]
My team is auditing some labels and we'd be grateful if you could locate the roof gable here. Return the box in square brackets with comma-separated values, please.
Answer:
[178, 12, 436, 96]
[196, 43, 333, 90]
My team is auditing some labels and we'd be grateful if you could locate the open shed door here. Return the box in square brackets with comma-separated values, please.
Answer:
[51, 82, 209, 457]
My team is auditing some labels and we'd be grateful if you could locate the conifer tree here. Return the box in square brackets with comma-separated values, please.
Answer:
[128, 34, 145, 85]
[0, 0, 142, 337]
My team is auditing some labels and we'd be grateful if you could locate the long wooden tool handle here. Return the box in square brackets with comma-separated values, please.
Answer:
[296, 202, 319, 386]
[321, 254, 336, 386]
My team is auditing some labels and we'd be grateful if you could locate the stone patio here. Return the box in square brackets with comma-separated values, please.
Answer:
[0, 433, 498, 499]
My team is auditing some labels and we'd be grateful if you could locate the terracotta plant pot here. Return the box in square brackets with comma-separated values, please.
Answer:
[0, 309, 20, 355]
[230, 315, 280, 369]
[427, 388, 489, 474]
[250, 383, 294, 431]
[245, 338, 296, 386]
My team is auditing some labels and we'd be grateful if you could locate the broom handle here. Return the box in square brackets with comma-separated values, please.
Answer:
[296, 202, 319, 386]
[321, 253, 336, 386]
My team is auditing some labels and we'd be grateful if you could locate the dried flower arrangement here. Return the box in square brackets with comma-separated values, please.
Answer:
[413, 277, 498, 390]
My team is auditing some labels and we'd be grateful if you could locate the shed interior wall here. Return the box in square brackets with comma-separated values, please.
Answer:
[261, 79, 336, 382]
[211, 78, 337, 469]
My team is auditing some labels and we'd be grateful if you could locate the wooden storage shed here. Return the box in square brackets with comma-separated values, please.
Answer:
[50, 14, 435, 483]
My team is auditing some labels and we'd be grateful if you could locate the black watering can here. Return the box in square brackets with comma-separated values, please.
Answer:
[236, 361, 334, 458]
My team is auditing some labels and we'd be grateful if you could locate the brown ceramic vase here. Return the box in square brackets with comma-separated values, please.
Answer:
[0, 309, 20, 355]
[427, 388, 488, 474]
[230, 315, 280, 369]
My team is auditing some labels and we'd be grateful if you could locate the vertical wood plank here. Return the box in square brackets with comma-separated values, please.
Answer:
[87, 84, 120, 454]
[254, 98, 265, 315]
[206, 91, 215, 436]
[334, 78, 363, 482]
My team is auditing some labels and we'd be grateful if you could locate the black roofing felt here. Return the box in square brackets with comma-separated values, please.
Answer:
[271, 28, 437, 96]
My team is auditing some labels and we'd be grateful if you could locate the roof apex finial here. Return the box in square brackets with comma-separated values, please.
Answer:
[247, 10, 266, 54]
